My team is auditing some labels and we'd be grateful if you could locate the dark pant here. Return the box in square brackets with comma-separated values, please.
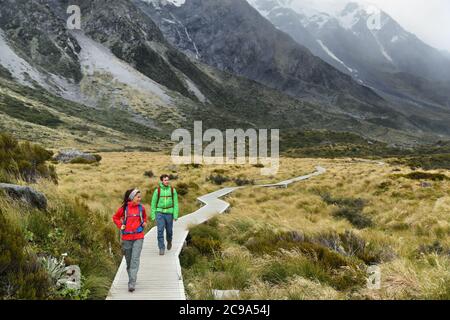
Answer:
[156, 212, 173, 250]
[122, 239, 143, 287]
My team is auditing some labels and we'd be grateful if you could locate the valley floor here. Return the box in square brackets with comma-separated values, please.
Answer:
[54, 153, 450, 300]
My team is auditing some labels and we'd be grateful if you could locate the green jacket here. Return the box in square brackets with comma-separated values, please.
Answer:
[151, 182, 179, 220]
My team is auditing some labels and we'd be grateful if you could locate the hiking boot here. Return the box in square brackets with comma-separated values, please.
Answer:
[159, 249, 165, 256]
[167, 240, 172, 251]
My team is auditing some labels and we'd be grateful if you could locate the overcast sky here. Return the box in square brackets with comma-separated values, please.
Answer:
[289, 0, 450, 52]
[368, 0, 450, 52]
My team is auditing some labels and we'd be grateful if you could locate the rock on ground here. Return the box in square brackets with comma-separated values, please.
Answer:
[0, 183, 47, 210]
[54, 149, 97, 163]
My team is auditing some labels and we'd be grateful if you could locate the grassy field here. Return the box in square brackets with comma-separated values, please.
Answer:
[53, 153, 450, 300]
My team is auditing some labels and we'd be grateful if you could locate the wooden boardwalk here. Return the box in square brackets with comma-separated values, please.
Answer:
[106, 166, 326, 300]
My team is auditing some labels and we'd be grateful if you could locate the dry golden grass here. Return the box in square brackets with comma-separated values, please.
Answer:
[53, 153, 450, 299]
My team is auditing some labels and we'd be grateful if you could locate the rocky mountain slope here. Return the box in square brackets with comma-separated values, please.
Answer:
[0, 0, 448, 149]
[247, 0, 450, 119]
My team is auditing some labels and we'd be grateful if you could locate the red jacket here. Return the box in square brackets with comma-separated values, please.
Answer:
[113, 201, 147, 241]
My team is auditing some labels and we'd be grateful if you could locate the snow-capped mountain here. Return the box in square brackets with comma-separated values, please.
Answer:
[1, 0, 450, 148]
[248, 0, 450, 109]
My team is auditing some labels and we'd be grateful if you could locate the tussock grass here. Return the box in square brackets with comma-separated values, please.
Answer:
[42, 152, 450, 300]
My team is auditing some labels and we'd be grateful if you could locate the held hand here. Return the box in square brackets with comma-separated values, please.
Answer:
[121, 225, 126, 230]
[143, 222, 148, 228]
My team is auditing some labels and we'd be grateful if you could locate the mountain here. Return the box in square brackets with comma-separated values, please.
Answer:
[135, 0, 450, 138]
[136, 0, 387, 110]
[248, 0, 450, 111]
[0, 0, 448, 150]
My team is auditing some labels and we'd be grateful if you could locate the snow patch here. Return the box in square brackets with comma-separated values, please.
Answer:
[141, 0, 186, 8]
[339, 8, 360, 30]
[164, 0, 186, 7]
[168, 13, 200, 60]
[184, 77, 207, 103]
[162, 18, 176, 24]
[370, 31, 394, 63]
[72, 32, 172, 104]
[316, 40, 355, 73]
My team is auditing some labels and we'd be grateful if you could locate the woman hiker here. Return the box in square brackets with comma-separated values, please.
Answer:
[151, 174, 179, 256]
[113, 188, 148, 292]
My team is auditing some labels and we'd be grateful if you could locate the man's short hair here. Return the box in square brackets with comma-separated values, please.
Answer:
[160, 174, 170, 181]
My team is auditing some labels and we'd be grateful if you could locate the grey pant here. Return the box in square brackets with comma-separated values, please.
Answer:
[122, 239, 144, 287]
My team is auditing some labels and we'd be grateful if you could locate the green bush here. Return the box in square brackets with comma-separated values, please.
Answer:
[319, 192, 372, 229]
[418, 241, 450, 257]
[392, 154, 450, 170]
[315, 231, 395, 264]
[143, 170, 154, 178]
[333, 207, 373, 229]
[188, 224, 222, 256]
[233, 177, 254, 186]
[207, 174, 230, 185]
[180, 246, 201, 268]
[176, 183, 189, 196]
[0, 133, 57, 183]
[260, 254, 365, 291]
[69, 157, 96, 164]
[1, 193, 122, 300]
[400, 172, 449, 181]
[0, 208, 51, 299]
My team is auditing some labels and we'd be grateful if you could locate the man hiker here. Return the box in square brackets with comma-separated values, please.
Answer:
[151, 174, 179, 256]
[113, 188, 147, 292]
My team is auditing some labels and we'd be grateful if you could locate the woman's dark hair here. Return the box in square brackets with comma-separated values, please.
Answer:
[122, 189, 140, 211]
[160, 174, 170, 181]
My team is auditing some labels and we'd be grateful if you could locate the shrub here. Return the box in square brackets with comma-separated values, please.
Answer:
[418, 241, 450, 256]
[0, 133, 57, 183]
[210, 257, 253, 290]
[168, 174, 178, 180]
[260, 254, 365, 291]
[183, 164, 202, 169]
[207, 174, 230, 185]
[315, 231, 396, 264]
[176, 183, 189, 196]
[1, 194, 122, 300]
[143, 170, 154, 178]
[0, 208, 51, 299]
[188, 224, 222, 256]
[319, 192, 372, 229]
[233, 177, 254, 186]
[333, 207, 373, 229]
[69, 157, 97, 164]
[261, 257, 329, 285]
[400, 172, 449, 181]
[93, 154, 102, 162]
[188, 182, 200, 191]
[180, 247, 201, 268]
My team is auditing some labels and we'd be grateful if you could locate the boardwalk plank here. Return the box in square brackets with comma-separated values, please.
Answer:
[107, 166, 326, 300]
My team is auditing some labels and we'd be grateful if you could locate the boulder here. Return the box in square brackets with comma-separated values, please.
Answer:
[212, 290, 240, 300]
[57, 265, 81, 290]
[420, 181, 433, 188]
[0, 183, 47, 210]
[53, 149, 97, 163]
